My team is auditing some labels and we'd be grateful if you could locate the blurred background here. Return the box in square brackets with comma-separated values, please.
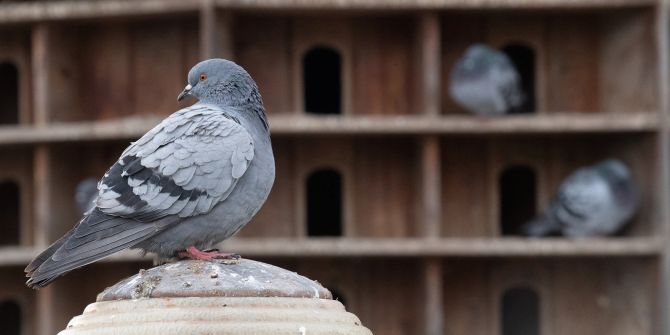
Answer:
[0, 0, 667, 334]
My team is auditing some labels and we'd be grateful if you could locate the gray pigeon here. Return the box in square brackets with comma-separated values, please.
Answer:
[449, 44, 524, 115]
[75, 178, 99, 215]
[522, 159, 639, 237]
[26, 59, 275, 288]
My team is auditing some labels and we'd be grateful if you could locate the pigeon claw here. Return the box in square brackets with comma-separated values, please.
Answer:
[178, 246, 240, 261]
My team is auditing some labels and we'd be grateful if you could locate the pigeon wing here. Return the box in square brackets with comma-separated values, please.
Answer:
[96, 103, 255, 222]
[551, 169, 609, 236]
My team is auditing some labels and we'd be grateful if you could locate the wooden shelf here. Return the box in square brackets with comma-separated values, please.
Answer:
[0, 0, 655, 24]
[0, 237, 661, 266]
[269, 113, 659, 135]
[0, 112, 658, 146]
[0, 247, 41, 267]
[0, 0, 199, 24]
[222, 237, 664, 257]
[0, 246, 152, 267]
[214, 0, 656, 9]
[0, 116, 163, 146]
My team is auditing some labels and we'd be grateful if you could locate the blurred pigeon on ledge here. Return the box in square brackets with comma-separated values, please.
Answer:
[75, 178, 99, 215]
[449, 44, 525, 115]
[522, 159, 639, 237]
[26, 59, 275, 288]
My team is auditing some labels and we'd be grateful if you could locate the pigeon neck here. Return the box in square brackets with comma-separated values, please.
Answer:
[200, 86, 269, 133]
[200, 80, 262, 106]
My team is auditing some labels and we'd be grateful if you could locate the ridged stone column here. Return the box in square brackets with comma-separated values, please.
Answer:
[58, 259, 372, 335]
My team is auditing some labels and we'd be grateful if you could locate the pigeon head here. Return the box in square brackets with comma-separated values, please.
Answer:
[178, 59, 261, 107]
[594, 159, 639, 207]
[452, 44, 501, 79]
[594, 159, 631, 182]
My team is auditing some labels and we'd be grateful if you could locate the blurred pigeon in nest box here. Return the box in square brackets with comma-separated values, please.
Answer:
[75, 178, 99, 215]
[449, 44, 525, 115]
[522, 159, 639, 237]
[26, 59, 275, 288]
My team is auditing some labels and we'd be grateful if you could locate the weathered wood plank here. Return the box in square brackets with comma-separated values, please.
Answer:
[0, 0, 656, 25]
[0, 113, 658, 147]
[0, 237, 662, 265]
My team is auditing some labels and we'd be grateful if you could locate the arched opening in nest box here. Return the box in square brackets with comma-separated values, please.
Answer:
[501, 286, 540, 335]
[306, 169, 343, 236]
[303, 47, 342, 115]
[502, 44, 535, 114]
[0, 62, 19, 124]
[0, 300, 21, 335]
[0, 180, 20, 245]
[499, 165, 536, 235]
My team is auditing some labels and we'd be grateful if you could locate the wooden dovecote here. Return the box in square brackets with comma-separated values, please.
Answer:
[0, 0, 666, 334]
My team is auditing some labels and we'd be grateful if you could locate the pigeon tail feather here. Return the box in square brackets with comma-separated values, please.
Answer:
[520, 214, 561, 237]
[26, 227, 155, 289]
[25, 229, 74, 275]
[25, 210, 169, 289]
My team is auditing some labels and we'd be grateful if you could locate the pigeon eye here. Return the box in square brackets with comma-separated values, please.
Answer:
[199, 73, 207, 81]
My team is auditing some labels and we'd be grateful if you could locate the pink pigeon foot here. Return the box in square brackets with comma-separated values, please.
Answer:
[178, 246, 240, 261]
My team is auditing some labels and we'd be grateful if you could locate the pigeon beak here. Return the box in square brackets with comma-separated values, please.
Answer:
[177, 84, 193, 101]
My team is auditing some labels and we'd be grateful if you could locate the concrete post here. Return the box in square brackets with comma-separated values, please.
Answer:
[58, 259, 372, 335]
